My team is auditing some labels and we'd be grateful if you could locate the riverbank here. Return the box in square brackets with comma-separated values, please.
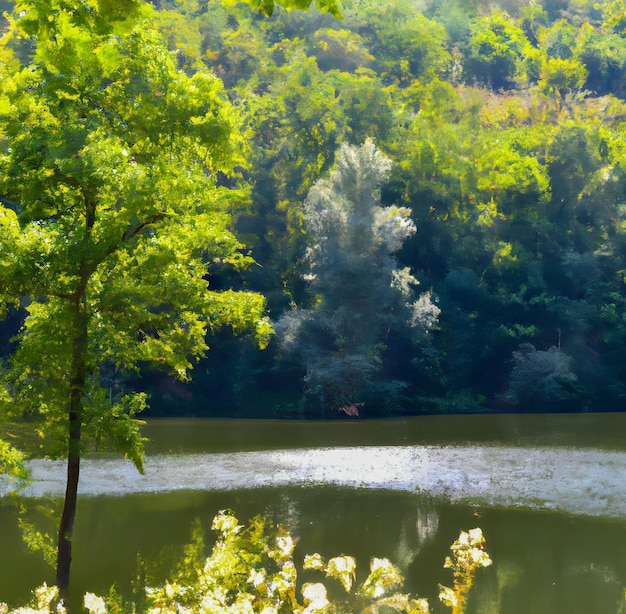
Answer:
[5, 444, 626, 518]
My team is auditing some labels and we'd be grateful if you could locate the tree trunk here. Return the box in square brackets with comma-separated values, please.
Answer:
[55, 408, 81, 596]
[56, 301, 87, 600]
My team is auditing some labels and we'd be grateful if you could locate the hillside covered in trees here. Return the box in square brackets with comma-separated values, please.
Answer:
[3, 0, 626, 418]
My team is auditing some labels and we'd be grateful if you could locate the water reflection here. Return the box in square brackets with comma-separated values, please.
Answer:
[8, 445, 626, 519]
[142, 413, 626, 454]
[2, 487, 626, 613]
[392, 501, 440, 571]
[3, 414, 626, 613]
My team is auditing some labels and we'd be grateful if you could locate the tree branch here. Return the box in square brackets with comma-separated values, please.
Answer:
[0, 197, 21, 211]
[122, 213, 168, 241]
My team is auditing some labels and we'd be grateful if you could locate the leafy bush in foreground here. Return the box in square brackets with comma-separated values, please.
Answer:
[1, 511, 491, 614]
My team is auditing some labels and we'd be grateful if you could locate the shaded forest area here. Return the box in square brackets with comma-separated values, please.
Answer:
[3, 0, 626, 417]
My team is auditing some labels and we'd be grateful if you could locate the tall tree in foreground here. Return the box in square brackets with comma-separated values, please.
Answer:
[278, 141, 439, 415]
[0, 0, 270, 598]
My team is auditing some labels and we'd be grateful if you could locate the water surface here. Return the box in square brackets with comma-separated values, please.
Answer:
[2, 413, 626, 613]
[141, 412, 626, 454]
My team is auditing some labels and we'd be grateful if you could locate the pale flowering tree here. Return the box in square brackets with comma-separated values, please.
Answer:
[507, 343, 578, 408]
[278, 140, 439, 414]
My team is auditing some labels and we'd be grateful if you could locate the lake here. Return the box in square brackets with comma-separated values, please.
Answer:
[2, 413, 626, 613]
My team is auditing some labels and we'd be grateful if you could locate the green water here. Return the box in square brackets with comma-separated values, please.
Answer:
[2, 413, 626, 613]
[142, 412, 626, 453]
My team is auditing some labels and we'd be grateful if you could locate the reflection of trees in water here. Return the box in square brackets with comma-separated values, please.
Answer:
[416, 502, 440, 545]
[477, 511, 626, 614]
[263, 491, 302, 535]
[493, 558, 626, 614]
[394, 499, 440, 570]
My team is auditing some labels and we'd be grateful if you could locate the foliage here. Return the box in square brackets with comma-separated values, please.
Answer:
[3, 0, 626, 416]
[356, 2, 451, 86]
[507, 343, 578, 408]
[277, 141, 439, 414]
[242, 0, 342, 19]
[0, 0, 270, 593]
[0, 438, 28, 483]
[121, 0, 626, 417]
[0, 0, 267, 442]
[438, 528, 493, 614]
[462, 11, 532, 90]
[0, 584, 66, 614]
[0, 511, 492, 614]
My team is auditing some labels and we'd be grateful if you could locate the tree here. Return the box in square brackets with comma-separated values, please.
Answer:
[575, 23, 626, 98]
[462, 11, 532, 90]
[507, 343, 578, 409]
[244, 0, 342, 18]
[278, 141, 439, 414]
[537, 56, 587, 100]
[354, 1, 451, 86]
[0, 0, 270, 598]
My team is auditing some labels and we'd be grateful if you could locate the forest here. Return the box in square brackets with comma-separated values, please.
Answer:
[3, 0, 626, 423]
[1, 1, 626, 611]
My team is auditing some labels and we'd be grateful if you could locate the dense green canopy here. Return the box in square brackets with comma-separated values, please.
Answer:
[0, 0, 271, 594]
[2, 0, 626, 422]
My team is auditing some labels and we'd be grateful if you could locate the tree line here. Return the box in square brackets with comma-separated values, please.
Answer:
[3, 0, 626, 421]
[129, 0, 626, 417]
[2, 1, 626, 422]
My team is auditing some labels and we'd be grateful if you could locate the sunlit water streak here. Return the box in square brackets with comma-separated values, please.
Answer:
[2, 445, 626, 518]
